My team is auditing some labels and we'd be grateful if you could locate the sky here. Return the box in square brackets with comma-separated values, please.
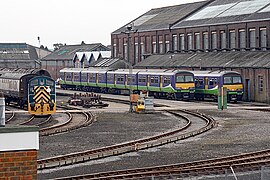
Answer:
[1, 0, 205, 49]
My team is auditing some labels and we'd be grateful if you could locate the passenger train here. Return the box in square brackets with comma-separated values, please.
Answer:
[193, 70, 243, 102]
[0, 68, 56, 115]
[59, 68, 244, 102]
[59, 68, 195, 100]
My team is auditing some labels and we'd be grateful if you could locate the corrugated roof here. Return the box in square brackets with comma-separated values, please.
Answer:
[112, 1, 209, 34]
[135, 50, 270, 69]
[43, 43, 110, 60]
[0, 43, 38, 60]
[173, 0, 270, 29]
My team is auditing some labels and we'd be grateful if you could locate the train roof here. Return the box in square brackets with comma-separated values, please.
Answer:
[60, 68, 82, 73]
[192, 70, 241, 77]
[107, 69, 141, 75]
[0, 72, 32, 79]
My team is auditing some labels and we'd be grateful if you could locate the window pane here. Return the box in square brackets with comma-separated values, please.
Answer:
[195, 33, 201, 49]
[239, 30, 246, 49]
[172, 35, 178, 51]
[230, 31, 236, 49]
[249, 29, 256, 48]
[260, 28, 267, 48]
[211, 32, 217, 49]
[203, 33, 209, 50]
[220, 31, 226, 49]
[180, 34, 185, 50]
[187, 34, 193, 50]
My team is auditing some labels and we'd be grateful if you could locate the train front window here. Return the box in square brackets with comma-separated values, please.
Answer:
[224, 76, 242, 84]
[185, 76, 194, 83]
[233, 76, 242, 84]
[176, 75, 185, 83]
[176, 75, 194, 83]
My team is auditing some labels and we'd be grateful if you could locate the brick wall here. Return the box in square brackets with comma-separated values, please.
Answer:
[0, 150, 37, 179]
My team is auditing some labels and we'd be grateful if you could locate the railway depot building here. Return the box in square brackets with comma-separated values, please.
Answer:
[42, 43, 110, 80]
[111, 0, 270, 103]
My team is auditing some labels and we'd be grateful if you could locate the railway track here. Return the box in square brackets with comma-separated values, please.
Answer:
[5, 109, 15, 123]
[39, 111, 93, 136]
[37, 109, 215, 170]
[54, 149, 270, 179]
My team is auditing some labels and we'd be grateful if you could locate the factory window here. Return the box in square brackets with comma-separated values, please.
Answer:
[135, 43, 139, 62]
[172, 34, 178, 51]
[258, 76, 264, 92]
[249, 29, 256, 49]
[165, 41, 170, 53]
[203, 32, 209, 50]
[113, 44, 117, 57]
[260, 28, 267, 48]
[179, 34, 185, 50]
[239, 29, 246, 49]
[187, 33, 193, 50]
[220, 31, 226, 49]
[124, 43, 127, 60]
[140, 43, 145, 61]
[195, 33, 201, 50]
[152, 42, 157, 54]
[211, 31, 217, 49]
[229, 30, 236, 49]
[152, 36, 157, 54]
[159, 41, 163, 54]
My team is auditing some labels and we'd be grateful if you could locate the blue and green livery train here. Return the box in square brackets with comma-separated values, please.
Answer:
[59, 68, 195, 100]
[193, 70, 243, 102]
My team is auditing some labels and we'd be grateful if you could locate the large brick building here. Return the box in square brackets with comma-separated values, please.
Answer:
[111, 0, 270, 103]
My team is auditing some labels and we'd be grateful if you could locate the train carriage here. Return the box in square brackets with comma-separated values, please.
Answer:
[193, 71, 243, 102]
[137, 69, 195, 99]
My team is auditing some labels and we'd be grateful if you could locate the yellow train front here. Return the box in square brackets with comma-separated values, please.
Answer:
[28, 76, 56, 115]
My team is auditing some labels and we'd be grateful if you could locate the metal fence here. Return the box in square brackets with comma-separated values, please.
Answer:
[148, 166, 270, 180]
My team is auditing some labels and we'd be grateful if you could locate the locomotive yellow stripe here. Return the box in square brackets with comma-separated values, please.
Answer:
[33, 86, 51, 103]
[35, 92, 50, 103]
[34, 89, 50, 100]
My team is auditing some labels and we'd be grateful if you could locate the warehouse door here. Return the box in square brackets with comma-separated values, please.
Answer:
[245, 79, 251, 101]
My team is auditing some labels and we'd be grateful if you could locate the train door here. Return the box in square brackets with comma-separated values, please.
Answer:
[245, 79, 251, 101]
[205, 77, 208, 89]
[160, 75, 163, 89]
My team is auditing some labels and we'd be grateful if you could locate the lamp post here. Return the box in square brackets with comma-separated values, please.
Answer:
[126, 24, 133, 113]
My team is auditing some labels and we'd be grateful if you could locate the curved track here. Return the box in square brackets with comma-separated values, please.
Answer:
[39, 111, 93, 136]
[37, 109, 215, 170]
[55, 149, 270, 179]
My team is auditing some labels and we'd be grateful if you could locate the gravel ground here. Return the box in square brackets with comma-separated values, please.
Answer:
[38, 106, 270, 179]
[39, 111, 183, 159]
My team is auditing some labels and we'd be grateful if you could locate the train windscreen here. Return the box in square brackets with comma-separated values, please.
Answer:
[224, 76, 242, 84]
[176, 74, 194, 83]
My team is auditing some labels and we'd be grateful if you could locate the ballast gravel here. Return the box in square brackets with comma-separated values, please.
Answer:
[38, 106, 270, 179]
